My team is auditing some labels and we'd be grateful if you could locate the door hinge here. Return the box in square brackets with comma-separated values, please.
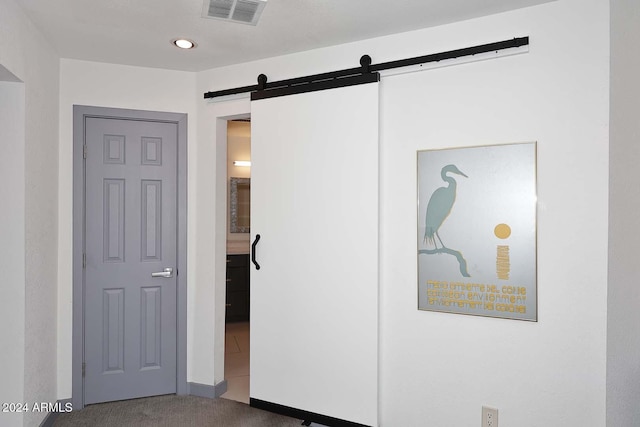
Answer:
[83, 144, 87, 159]
[82, 362, 86, 378]
[83, 253, 86, 269]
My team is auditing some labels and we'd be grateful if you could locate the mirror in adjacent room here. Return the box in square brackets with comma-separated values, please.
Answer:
[230, 177, 250, 233]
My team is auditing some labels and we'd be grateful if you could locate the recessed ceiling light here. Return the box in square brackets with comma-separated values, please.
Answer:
[172, 39, 197, 49]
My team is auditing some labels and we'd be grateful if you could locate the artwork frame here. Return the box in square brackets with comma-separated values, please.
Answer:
[417, 142, 537, 321]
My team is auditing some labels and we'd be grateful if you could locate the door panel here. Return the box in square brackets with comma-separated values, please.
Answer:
[250, 83, 379, 426]
[84, 117, 178, 404]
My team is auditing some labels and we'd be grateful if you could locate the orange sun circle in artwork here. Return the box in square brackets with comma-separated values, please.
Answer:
[494, 223, 512, 239]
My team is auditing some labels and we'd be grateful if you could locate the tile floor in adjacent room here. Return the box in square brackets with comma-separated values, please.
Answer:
[221, 321, 250, 404]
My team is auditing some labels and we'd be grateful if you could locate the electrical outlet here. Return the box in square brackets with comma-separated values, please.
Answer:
[482, 406, 498, 427]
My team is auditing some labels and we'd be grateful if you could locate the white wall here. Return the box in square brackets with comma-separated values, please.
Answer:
[0, 0, 60, 426]
[198, 0, 611, 425]
[57, 59, 198, 396]
[0, 76, 26, 427]
[379, 3, 608, 425]
[607, 0, 640, 425]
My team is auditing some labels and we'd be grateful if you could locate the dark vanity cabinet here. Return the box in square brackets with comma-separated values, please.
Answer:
[226, 254, 250, 322]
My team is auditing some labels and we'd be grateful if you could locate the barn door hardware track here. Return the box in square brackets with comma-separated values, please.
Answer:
[203, 37, 529, 101]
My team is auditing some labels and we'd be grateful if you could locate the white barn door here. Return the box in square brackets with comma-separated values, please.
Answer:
[250, 82, 379, 427]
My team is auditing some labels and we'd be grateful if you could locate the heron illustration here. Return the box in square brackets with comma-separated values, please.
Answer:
[424, 164, 468, 249]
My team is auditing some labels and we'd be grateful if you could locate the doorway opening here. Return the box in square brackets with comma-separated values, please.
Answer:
[221, 118, 251, 404]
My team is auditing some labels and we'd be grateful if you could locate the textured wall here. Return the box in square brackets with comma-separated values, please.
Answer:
[0, 0, 60, 426]
[608, 0, 640, 425]
[0, 77, 26, 427]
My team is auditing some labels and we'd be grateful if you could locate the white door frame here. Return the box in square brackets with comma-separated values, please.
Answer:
[206, 96, 252, 388]
[72, 105, 188, 409]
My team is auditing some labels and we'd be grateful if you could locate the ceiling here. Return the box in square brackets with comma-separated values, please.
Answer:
[15, 0, 553, 72]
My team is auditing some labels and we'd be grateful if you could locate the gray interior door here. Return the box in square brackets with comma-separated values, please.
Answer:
[84, 117, 178, 404]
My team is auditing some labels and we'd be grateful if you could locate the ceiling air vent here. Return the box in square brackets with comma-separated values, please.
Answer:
[202, 0, 267, 26]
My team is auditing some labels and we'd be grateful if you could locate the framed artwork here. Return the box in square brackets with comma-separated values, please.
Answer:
[417, 142, 537, 321]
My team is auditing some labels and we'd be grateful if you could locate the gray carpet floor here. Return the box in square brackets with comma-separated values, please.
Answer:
[53, 395, 303, 427]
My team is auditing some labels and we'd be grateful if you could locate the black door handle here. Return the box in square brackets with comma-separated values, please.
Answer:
[251, 234, 261, 270]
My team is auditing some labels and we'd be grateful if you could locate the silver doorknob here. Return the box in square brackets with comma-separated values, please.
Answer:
[151, 267, 173, 278]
